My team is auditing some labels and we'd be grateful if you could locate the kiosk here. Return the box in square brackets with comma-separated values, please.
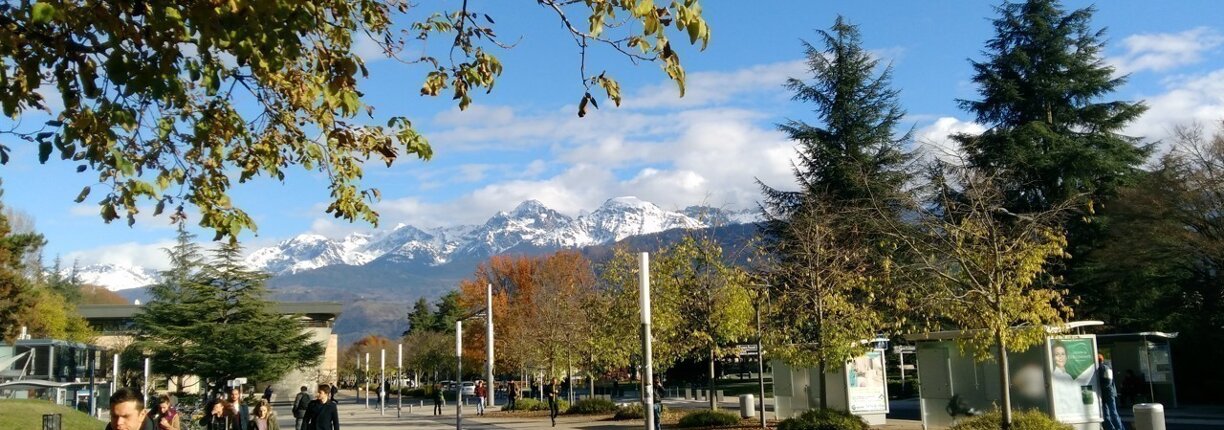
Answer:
[772, 339, 891, 425]
[905, 321, 1107, 430]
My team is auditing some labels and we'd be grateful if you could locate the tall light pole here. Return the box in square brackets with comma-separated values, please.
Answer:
[142, 356, 151, 400]
[397, 343, 403, 418]
[365, 352, 370, 409]
[380, 349, 386, 416]
[111, 353, 119, 395]
[486, 283, 495, 410]
[756, 297, 767, 428]
[640, 252, 655, 430]
[456, 320, 464, 430]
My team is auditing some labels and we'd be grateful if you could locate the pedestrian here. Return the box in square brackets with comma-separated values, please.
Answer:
[1122, 369, 1143, 406]
[612, 379, 620, 398]
[291, 386, 311, 430]
[507, 381, 519, 410]
[530, 378, 539, 400]
[150, 394, 181, 430]
[200, 400, 240, 430]
[432, 384, 445, 416]
[250, 399, 280, 430]
[474, 381, 487, 416]
[227, 386, 251, 430]
[106, 387, 155, 430]
[652, 377, 664, 430]
[263, 385, 274, 403]
[545, 377, 560, 427]
[1098, 355, 1124, 430]
[383, 380, 391, 406]
[329, 384, 338, 400]
[302, 384, 340, 430]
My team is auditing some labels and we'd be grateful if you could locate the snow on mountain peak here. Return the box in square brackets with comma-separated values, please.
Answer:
[72, 263, 160, 291]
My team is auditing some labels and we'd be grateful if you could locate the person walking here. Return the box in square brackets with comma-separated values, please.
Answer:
[291, 386, 311, 430]
[106, 387, 155, 430]
[1098, 355, 1125, 430]
[652, 378, 664, 430]
[226, 387, 251, 430]
[150, 394, 181, 430]
[302, 384, 340, 430]
[530, 378, 539, 401]
[474, 381, 487, 416]
[545, 377, 560, 427]
[432, 384, 445, 416]
[262, 386, 274, 403]
[507, 381, 519, 410]
[250, 399, 279, 430]
[200, 400, 240, 430]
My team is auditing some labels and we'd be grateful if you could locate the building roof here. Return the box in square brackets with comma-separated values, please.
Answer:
[79, 302, 343, 320]
[903, 320, 1105, 342]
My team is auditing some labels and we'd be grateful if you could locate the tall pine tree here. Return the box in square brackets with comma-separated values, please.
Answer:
[134, 224, 207, 389]
[757, 17, 911, 409]
[134, 238, 324, 388]
[954, 0, 1148, 213]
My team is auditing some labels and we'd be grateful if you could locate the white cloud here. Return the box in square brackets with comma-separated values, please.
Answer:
[913, 117, 985, 164]
[64, 240, 177, 271]
[1108, 27, 1224, 75]
[353, 32, 390, 63]
[622, 60, 805, 110]
[1126, 68, 1224, 147]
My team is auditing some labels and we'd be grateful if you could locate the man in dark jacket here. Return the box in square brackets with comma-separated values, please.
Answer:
[303, 384, 341, 430]
[227, 386, 250, 430]
[105, 387, 155, 430]
[292, 386, 312, 430]
[1098, 355, 1124, 430]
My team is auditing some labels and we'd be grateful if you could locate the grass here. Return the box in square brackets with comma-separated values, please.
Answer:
[0, 399, 105, 430]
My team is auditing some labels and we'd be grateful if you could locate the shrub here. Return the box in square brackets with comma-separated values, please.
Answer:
[399, 387, 427, 397]
[502, 398, 569, 412]
[613, 403, 666, 420]
[568, 398, 617, 414]
[677, 409, 742, 428]
[777, 408, 870, 430]
[949, 410, 1072, 430]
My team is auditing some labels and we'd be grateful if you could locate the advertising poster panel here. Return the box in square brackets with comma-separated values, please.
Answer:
[1048, 336, 1101, 423]
[846, 350, 888, 413]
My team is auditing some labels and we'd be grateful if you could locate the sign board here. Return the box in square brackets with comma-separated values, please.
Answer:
[846, 350, 889, 413]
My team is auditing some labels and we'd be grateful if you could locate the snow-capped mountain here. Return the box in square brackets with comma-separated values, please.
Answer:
[71, 263, 161, 291]
[75, 197, 759, 290]
[245, 196, 756, 275]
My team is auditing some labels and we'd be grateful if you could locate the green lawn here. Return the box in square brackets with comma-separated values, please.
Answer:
[0, 399, 105, 430]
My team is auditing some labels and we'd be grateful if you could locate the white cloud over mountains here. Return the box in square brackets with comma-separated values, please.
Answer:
[1108, 27, 1223, 75]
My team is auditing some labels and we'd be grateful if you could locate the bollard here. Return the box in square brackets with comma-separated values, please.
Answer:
[42, 414, 62, 430]
[1133, 403, 1166, 430]
[739, 395, 755, 419]
[685, 388, 692, 399]
[716, 390, 725, 403]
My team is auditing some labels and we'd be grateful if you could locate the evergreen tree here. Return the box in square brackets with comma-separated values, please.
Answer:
[0, 181, 45, 342]
[45, 256, 82, 304]
[432, 291, 464, 333]
[756, 17, 911, 409]
[133, 224, 207, 388]
[954, 0, 1148, 213]
[403, 297, 435, 336]
[134, 238, 324, 388]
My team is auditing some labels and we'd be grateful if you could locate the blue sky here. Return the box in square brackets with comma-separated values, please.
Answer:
[3, 0, 1223, 270]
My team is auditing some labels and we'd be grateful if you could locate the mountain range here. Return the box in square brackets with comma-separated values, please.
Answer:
[75, 197, 758, 342]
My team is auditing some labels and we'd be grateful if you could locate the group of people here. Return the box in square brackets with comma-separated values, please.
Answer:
[105, 384, 341, 430]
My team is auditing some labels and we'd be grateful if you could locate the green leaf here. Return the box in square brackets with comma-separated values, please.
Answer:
[38, 140, 52, 163]
[31, 2, 55, 24]
[74, 186, 91, 203]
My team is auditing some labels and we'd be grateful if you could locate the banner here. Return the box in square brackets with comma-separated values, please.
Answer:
[1048, 336, 1101, 423]
[846, 350, 888, 413]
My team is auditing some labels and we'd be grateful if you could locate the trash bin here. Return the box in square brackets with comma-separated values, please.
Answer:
[740, 394, 756, 419]
[42, 414, 62, 430]
[1133, 403, 1165, 430]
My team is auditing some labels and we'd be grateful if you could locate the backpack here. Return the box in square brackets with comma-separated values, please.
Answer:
[292, 392, 311, 417]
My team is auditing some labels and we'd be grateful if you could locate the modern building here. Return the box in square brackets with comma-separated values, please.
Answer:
[77, 302, 341, 401]
[0, 334, 105, 411]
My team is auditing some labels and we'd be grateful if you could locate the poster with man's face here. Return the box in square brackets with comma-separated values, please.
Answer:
[846, 350, 888, 413]
[1048, 336, 1101, 423]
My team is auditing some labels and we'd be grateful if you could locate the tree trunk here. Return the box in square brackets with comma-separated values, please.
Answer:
[589, 371, 596, 399]
[996, 328, 1012, 430]
[709, 347, 717, 410]
[818, 359, 828, 410]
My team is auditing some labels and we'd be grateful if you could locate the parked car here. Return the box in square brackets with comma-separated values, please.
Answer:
[461, 381, 476, 396]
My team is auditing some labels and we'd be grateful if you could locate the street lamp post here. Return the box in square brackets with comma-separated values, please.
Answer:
[640, 252, 654, 430]
[398, 343, 403, 418]
[380, 349, 386, 416]
[486, 283, 495, 410]
[456, 321, 464, 430]
[365, 352, 370, 409]
[756, 297, 767, 428]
